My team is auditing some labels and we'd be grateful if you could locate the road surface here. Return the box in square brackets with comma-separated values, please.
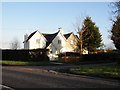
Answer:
[2, 66, 120, 89]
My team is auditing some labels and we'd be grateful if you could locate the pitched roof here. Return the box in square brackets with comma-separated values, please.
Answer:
[75, 35, 79, 39]
[23, 31, 37, 43]
[64, 32, 72, 39]
[42, 31, 59, 48]
[64, 32, 79, 41]
[42, 33, 51, 35]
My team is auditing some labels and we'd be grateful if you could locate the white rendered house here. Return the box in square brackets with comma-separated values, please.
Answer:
[23, 29, 80, 60]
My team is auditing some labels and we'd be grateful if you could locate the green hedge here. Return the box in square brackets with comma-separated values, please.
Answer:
[2, 49, 49, 61]
[58, 52, 120, 63]
[82, 53, 120, 63]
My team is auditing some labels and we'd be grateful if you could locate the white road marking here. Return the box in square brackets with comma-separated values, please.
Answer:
[0, 84, 14, 90]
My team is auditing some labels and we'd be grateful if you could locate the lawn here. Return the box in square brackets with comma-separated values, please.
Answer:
[58, 64, 120, 79]
[0, 60, 55, 66]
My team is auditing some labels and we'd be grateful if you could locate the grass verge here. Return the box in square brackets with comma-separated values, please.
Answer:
[58, 64, 120, 80]
[0, 60, 55, 66]
[53, 60, 115, 65]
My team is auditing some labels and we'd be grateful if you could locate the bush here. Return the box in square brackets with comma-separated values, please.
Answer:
[2, 49, 49, 61]
[58, 52, 120, 63]
[82, 53, 120, 62]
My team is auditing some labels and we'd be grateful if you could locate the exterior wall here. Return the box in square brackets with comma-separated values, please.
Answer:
[47, 31, 78, 56]
[28, 31, 46, 49]
[47, 31, 67, 61]
[51, 31, 66, 54]
[66, 33, 79, 52]
[48, 31, 76, 55]
[65, 41, 75, 52]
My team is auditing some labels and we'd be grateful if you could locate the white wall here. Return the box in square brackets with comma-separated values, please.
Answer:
[26, 31, 46, 49]
[50, 31, 67, 55]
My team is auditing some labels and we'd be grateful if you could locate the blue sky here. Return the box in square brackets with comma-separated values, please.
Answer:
[1, 2, 115, 49]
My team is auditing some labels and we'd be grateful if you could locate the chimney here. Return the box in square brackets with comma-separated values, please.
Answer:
[58, 27, 64, 34]
[24, 34, 28, 42]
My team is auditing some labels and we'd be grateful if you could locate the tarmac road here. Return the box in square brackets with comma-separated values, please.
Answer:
[2, 66, 120, 89]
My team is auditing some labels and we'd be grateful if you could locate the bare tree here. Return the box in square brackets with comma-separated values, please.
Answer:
[10, 38, 21, 49]
[110, 1, 120, 50]
[110, 1, 120, 21]
[73, 15, 86, 54]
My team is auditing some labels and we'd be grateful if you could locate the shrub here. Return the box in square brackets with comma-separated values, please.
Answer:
[2, 49, 49, 61]
[82, 53, 120, 62]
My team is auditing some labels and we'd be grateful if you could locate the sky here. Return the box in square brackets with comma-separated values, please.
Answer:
[1, 2, 116, 49]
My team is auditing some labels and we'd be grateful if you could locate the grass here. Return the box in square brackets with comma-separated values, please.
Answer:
[53, 60, 115, 65]
[0, 60, 55, 66]
[58, 64, 120, 80]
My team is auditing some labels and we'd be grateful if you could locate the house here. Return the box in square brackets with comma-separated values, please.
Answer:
[64, 32, 79, 52]
[64, 32, 88, 54]
[23, 31, 47, 49]
[23, 28, 80, 60]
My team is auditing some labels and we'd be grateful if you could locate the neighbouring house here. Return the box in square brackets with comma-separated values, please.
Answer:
[64, 32, 79, 52]
[23, 28, 80, 60]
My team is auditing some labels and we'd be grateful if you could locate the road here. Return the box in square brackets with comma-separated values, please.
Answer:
[2, 66, 120, 89]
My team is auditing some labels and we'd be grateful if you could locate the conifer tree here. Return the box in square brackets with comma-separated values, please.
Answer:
[81, 16, 102, 53]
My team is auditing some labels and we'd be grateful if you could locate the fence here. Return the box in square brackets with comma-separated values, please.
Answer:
[61, 56, 81, 62]
[58, 52, 82, 62]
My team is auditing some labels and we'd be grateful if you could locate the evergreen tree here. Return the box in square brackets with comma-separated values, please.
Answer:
[81, 16, 102, 53]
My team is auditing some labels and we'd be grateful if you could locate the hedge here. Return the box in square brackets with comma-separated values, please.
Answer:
[58, 52, 120, 63]
[82, 53, 120, 63]
[2, 49, 49, 61]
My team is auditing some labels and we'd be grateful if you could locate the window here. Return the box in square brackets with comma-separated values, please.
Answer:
[58, 40, 61, 44]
